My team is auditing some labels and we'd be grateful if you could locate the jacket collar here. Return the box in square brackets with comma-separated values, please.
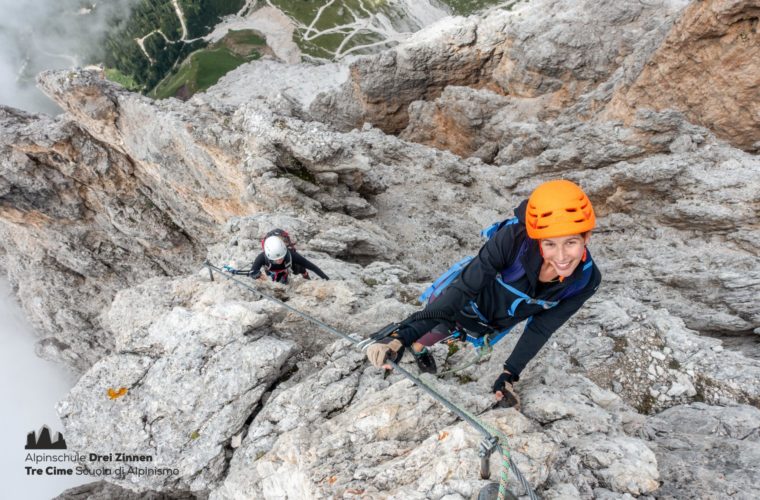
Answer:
[520, 237, 587, 291]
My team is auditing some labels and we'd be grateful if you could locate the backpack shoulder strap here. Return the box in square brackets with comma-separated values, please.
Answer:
[418, 256, 474, 304]
[480, 217, 519, 240]
[480, 217, 528, 284]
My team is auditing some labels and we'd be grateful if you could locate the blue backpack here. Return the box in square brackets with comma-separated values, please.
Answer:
[418, 218, 594, 349]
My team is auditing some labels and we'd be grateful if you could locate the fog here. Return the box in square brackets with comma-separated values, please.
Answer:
[0, 2, 142, 496]
[0, 0, 137, 114]
[0, 279, 92, 498]
[1, 2, 141, 494]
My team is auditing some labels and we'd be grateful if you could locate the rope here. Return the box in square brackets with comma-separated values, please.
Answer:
[204, 262, 539, 499]
[437, 344, 491, 377]
[390, 362, 537, 499]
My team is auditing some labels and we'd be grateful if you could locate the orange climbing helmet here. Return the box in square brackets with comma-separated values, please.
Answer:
[525, 179, 596, 239]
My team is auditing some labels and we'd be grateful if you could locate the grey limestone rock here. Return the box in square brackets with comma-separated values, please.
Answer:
[1, 0, 759, 499]
[57, 276, 296, 492]
[643, 403, 760, 499]
[54, 480, 202, 500]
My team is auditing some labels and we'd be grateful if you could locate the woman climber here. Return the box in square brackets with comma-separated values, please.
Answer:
[366, 180, 601, 409]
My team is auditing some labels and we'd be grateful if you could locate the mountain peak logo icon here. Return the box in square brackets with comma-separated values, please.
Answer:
[25, 425, 67, 450]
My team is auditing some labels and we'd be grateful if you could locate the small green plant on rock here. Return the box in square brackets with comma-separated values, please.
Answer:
[613, 337, 628, 353]
[636, 394, 656, 415]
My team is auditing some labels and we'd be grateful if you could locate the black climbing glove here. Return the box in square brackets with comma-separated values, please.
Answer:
[492, 371, 519, 394]
[248, 271, 261, 279]
[493, 370, 521, 410]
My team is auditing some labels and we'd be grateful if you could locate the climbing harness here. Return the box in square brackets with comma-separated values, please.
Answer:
[204, 261, 539, 500]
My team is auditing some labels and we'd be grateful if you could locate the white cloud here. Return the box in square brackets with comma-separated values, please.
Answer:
[0, 279, 89, 498]
[0, 0, 139, 114]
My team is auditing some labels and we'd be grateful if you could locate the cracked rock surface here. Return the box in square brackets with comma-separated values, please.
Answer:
[6, 0, 760, 499]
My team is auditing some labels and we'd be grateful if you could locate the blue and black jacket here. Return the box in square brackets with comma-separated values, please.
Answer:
[398, 200, 602, 378]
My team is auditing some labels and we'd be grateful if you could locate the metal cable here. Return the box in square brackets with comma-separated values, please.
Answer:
[205, 262, 539, 499]
[205, 261, 358, 345]
[391, 361, 538, 500]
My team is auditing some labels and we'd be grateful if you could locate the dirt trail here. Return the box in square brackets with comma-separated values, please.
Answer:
[172, 0, 189, 40]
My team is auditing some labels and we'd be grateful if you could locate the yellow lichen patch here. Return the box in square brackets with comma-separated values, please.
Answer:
[107, 387, 128, 399]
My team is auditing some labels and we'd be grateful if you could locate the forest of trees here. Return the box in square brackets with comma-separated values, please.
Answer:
[182, 0, 245, 39]
[103, 0, 244, 91]
[101, 0, 504, 93]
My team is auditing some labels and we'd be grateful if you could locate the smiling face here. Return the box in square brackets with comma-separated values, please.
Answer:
[539, 233, 590, 278]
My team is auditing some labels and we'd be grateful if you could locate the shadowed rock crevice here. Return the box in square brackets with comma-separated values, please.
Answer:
[1, 109, 206, 370]
[215, 362, 297, 495]
[703, 330, 760, 359]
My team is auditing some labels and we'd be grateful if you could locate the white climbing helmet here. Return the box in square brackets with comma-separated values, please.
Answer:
[263, 236, 288, 261]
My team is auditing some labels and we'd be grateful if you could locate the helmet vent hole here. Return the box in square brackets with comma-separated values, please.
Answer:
[565, 208, 578, 213]
[541, 211, 553, 218]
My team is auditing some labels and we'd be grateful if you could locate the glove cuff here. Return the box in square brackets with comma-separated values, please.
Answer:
[387, 339, 403, 351]
[500, 366, 520, 384]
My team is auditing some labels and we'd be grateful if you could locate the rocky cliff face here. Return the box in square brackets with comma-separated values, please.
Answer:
[2, 0, 759, 499]
[603, 0, 760, 152]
